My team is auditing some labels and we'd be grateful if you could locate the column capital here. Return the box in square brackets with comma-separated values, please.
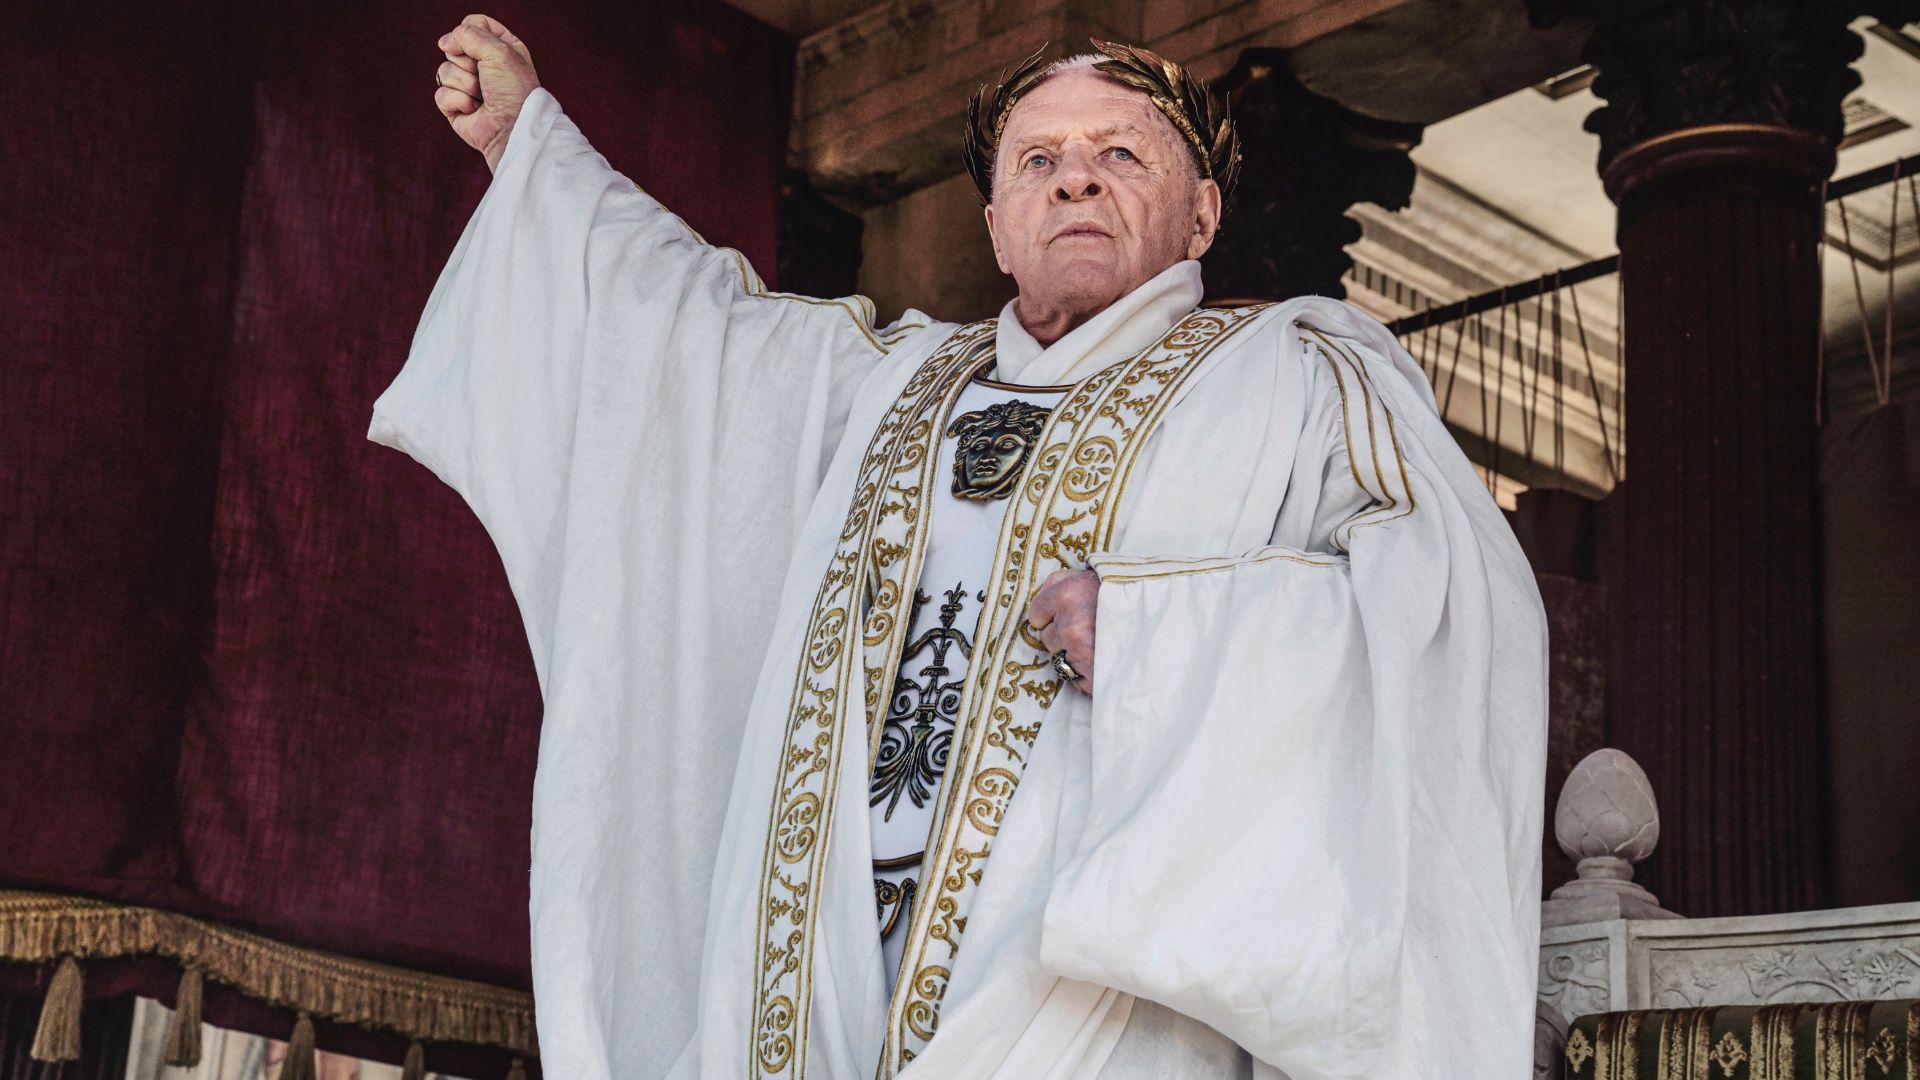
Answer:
[1531, 0, 1868, 174]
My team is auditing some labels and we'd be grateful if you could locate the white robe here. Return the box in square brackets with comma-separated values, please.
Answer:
[370, 88, 1547, 1080]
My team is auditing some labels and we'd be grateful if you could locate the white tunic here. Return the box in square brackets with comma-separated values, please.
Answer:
[370, 87, 1548, 1080]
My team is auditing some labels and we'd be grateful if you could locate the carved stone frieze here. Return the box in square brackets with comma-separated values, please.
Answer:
[1646, 938, 1920, 1008]
[1539, 939, 1614, 1026]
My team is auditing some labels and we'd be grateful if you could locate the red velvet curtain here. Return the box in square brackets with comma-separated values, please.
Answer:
[1, 1, 791, 1071]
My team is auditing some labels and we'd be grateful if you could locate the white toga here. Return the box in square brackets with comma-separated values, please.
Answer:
[370, 87, 1548, 1079]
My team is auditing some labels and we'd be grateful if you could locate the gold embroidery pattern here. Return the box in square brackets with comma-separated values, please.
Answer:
[1748, 1005, 1799, 1080]
[748, 321, 997, 1079]
[1906, 1003, 1919, 1080]
[1708, 1029, 1749, 1076]
[1654, 1007, 1716, 1078]
[1867, 1025, 1899, 1072]
[1814, 1002, 1873, 1080]
[1566, 1027, 1594, 1074]
[1593, 1011, 1641, 1080]
[877, 305, 1274, 1073]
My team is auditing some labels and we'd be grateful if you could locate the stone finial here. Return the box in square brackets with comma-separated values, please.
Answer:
[1542, 749, 1681, 926]
[1556, 748, 1659, 870]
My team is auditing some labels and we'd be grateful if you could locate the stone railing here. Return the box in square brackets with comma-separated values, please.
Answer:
[1534, 749, 1920, 1078]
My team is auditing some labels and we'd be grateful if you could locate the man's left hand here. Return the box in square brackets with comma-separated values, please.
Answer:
[1029, 568, 1099, 695]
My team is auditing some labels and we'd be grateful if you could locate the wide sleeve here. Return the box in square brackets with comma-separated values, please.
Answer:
[369, 87, 922, 680]
[1040, 328, 1548, 1079]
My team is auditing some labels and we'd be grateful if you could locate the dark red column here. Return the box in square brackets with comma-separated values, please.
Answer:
[1533, 0, 1890, 915]
[1606, 125, 1834, 915]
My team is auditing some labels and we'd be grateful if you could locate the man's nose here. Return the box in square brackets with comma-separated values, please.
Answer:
[1051, 150, 1104, 202]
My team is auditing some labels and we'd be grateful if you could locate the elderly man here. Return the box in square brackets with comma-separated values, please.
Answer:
[374, 14, 1547, 1079]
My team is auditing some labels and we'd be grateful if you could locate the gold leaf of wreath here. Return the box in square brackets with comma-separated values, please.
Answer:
[961, 40, 1241, 209]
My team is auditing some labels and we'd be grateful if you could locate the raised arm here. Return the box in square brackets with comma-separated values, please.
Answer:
[371, 16, 929, 680]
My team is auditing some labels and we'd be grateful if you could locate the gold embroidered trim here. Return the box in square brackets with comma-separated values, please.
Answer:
[747, 322, 998, 1079]
[1593, 1010, 1641, 1079]
[728, 251, 924, 354]
[1094, 548, 1345, 583]
[878, 305, 1274, 1073]
[1302, 329, 1418, 546]
[1748, 1004, 1798, 1080]
[969, 374, 1075, 394]
[0, 890, 535, 1055]
[1814, 1001, 1874, 1080]
[1653, 1007, 1716, 1078]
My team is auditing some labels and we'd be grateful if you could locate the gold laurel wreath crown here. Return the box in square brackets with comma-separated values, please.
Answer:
[961, 40, 1242, 208]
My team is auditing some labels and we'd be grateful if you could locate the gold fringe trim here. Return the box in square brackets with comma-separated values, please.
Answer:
[30, 955, 84, 1062]
[163, 966, 204, 1066]
[0, 891, 536, 1057]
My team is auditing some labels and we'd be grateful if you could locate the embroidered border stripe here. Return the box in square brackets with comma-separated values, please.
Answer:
[878, 304, 1274, 1073]
[748, 321, 996, 1079]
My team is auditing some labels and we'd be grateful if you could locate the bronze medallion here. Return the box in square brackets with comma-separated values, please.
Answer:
[946, 400, 1052, 500]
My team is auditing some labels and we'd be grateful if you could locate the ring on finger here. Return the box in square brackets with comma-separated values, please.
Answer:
[435, 70, 444, 88]
[1051, 649, 1080, 683]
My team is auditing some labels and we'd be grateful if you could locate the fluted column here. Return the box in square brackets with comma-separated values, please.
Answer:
[1534, 0, 1887, 915]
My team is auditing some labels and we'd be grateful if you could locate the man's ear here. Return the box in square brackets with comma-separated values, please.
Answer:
[1185, 179, 1223, 260]
[984, 203, 1013, 275]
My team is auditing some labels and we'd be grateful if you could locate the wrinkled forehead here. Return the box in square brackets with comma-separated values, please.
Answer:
[996, 66, 1182, 154]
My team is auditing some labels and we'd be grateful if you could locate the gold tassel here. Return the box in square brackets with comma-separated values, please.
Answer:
[505, 1056, 527, 1080]
[163, 966, 204, 1066]
[401, 1040, 426, 1080]
[30, 955, 83, 1062]
[281, 1012, 318, 1080]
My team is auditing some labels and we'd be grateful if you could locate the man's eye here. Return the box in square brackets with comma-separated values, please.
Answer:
[1111, 147, 1136, 161]
[1023, 153, 1052, 170]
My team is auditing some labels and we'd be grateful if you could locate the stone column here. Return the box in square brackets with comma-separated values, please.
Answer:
[1534, 0, 1893, 915]
[1200, 52, 1422, 305]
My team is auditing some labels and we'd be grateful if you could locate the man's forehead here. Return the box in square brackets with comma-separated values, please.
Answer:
[1001, 75, 1171, 143]
[1005, 117, 1161, 145]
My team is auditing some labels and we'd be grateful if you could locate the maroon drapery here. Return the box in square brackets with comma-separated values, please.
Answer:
[1, 0, 791, 1069]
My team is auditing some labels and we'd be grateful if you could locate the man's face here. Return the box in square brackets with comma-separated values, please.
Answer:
[984, 66, 1221, 337]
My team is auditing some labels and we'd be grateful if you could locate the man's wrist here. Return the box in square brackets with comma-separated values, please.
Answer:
[483, 124, 514, 174]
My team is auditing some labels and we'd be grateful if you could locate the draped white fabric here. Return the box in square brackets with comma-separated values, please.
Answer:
[369, 88, 928, 1078]
[371, 89, 1546, 1080]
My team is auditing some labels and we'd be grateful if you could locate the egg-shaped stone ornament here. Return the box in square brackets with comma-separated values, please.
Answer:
[1554, 748, 1660, 894]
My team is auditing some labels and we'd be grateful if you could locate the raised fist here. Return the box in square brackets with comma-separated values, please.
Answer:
[433, 14, 540, 173]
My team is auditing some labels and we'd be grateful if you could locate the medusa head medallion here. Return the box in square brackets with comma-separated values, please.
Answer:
[947, 400, 1053, 501]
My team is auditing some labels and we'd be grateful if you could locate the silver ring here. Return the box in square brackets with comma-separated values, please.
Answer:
[1051, 649, 1079, 683]
[435, 70, 445, 89]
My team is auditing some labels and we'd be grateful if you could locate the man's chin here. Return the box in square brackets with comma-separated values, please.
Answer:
[1031, 263, 1131, 314]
